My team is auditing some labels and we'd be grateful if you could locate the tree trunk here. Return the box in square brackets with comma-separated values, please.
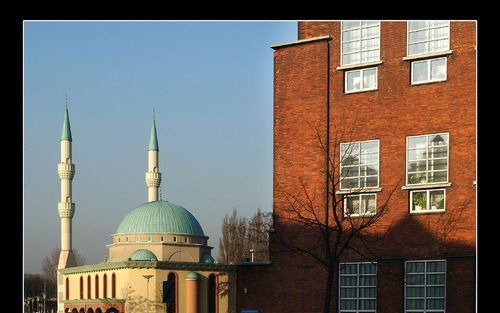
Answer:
[323, 266, 335, 313]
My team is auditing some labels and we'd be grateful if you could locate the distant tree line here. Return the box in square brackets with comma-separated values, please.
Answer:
[217, 208, 272, 263]
[24, 248, 85, 298]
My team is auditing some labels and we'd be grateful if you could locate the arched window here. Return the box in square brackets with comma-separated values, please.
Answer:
[103, 274, 108, 298]
[95, 275, 99, 299]
[111, 273, 116, 298]
[164, 272, 177, 313]
[66, 278, 70, 300]
[80, 276, 84, 299]
[208, 274, 217, 313]
[87, 275, 91, 299]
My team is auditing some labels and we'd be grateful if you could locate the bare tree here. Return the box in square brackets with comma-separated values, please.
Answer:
[217, 209, 248, 263]
[41, 247, 85, 296]
[218, 209, 272, 263]
[247, 208, 272, 261]
[274, 126, 400, 313]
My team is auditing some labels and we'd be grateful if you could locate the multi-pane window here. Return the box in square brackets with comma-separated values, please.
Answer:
[408, 21, 450, 56]
[340, 140, 379, 190]
[405, 260, 446, 313]
[341, 21, 380, 66]
[345, 194, 376, 216]
[407, 133, 449, 185]
[346, 67, 378, 93]
[339, 262, 377, 313]
[411, 57, 447, 84]
[410, 189, 446, 213]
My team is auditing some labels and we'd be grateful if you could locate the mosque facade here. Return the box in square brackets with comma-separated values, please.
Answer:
[56, 108, 235, 313]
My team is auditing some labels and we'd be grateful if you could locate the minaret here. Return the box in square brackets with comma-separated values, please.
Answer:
[57, 105, 76, 269]
[145, 112, 161, 202]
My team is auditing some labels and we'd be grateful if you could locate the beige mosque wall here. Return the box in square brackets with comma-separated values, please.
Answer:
[61, 267, 232, 313]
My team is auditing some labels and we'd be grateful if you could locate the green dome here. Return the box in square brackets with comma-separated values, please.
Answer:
[130, 249, 157, 261]
[185, 272, 199, 280]
[201, 253, 215, 264]
[116, 200, 205, 236]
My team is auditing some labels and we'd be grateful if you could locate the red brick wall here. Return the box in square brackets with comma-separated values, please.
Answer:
[237, 21, 476, 313]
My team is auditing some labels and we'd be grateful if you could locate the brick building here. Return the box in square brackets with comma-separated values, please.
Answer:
[237, 21, 476, 313]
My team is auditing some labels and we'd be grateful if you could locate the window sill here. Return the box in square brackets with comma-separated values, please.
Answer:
[344, 213, 376, 218]
[410, 78, 447, 86]
[403, 50, 453, 61]
[402, 182, 452, 190]
[336, 60, 383, 71]
[336, 187, 382, 195]
[345, 87, 378, 94]
[409, 209, 446, 215]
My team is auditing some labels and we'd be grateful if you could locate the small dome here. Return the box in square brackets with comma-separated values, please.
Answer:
[201, 253, 215, 264]
[185, 272, 199, 280]
[130, 249, 157, 261]
[116, 200, 205, 236]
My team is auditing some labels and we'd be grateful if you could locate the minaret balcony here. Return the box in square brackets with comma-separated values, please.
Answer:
[58, 163, 75, 179]
[145, 172, 161, 187]
[58, 202, 75, 218]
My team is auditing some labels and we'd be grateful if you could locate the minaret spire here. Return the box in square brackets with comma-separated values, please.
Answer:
[145, 110, 162, 202]
[57, 103, 76, 269]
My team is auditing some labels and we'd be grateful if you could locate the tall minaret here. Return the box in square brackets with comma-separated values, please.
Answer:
[145, 112, 161, 202]
[57, 104, 76, 269]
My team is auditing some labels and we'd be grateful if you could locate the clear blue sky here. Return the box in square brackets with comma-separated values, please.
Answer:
[24, 21, 297, 274]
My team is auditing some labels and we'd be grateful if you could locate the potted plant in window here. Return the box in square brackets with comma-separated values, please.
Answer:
[413, 193, 426, 211]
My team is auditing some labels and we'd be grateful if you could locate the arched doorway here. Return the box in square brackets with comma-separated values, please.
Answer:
[86, 309, 94, 313]
[105, 309, 119, 313]
[95, 308, 102, 313]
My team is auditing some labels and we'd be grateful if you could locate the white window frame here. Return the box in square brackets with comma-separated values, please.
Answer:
[411, 57, 447, 85]
[339, 262, 377, 313]
[406, 133, 449, 186]
[344, 193, 377, 217]
[341, 21, 381, 66]
[407, 20, 451, 57]
[340, 139, 380, 191]
[404, 260, 446, 313]
[345, 67, 378, 93]
[409, 189, 446, 213]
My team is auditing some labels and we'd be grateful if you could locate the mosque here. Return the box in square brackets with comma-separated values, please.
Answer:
[56, 106, 235, 313]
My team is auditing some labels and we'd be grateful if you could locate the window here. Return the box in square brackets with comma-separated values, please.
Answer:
[341, 21, 380, 65]
[95, 275, 99, 299]
[160, 236, 164, 242]
[164, 273, 177, 313]
[173, 236, 177, 242]
[208, 274, 217, 313]
[136, 236, 140, 242]
[346, 67, 378, 93]
[103, 274, 107, 298]
[87, 276, 91, 299]
[340, 140, 379, 190]
[407, 133, 449, 185]
[125, 237, 128, 242]
[148, 235, 152, 242]
[80, 276, 84, 299]
[408, 21, 450, 56]
[339, 262, 377, 313]
[411, 57, 447, 84]
[345, 194, 376, 216]
[66, 278, 70, 300]
[405, 260, 446, 313]
[112, 273, 116, 298]
[410, 189, 445, 213]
